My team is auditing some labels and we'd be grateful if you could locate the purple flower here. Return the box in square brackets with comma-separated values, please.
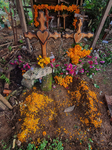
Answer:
[79, 60, 82, 62]
[92, 73, 94, 75]
[86, 71, 89, 72]
[100, 61, 105, 63]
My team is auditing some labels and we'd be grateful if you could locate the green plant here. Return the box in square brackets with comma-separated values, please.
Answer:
[83, 0, 109, 36]
[0, 74, 10, 84]
[8, 46, 12, 51]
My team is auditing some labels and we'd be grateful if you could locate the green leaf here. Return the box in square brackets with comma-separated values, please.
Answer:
[19, 40, 24, 43]
[94, 84, 99, 88]
[88, 138, 93, 143]
[8, 46, 12, 51]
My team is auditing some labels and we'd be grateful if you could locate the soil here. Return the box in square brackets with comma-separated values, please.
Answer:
[0, 26, 112, 150]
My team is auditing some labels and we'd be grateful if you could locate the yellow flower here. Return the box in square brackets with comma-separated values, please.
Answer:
[39, 55, 42, 58]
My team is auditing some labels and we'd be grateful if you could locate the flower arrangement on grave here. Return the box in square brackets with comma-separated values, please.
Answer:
[51, 62, 77, 88]
[80, 56, 101, 77]
[10, 55, 31, 71]
[33, 4, 80, 28]
[66, 44, 92, 65]
[37, 55, 50, 68]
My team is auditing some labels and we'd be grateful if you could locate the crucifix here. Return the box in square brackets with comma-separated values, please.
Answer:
[24, 11, 61, 58]
[45, 9, 54, 29]
[63, 14, 94, 43]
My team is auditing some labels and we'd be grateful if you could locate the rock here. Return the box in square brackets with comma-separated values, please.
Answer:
[21, 66, 52, 89]
[21, 78, 35, 89]
[93, 52, 100, 59]
[64, 105, 75, 113]
[41, 73, 52, 91]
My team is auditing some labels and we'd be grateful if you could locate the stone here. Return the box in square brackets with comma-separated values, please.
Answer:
[41, 73, 52, 91]
[64, 105, 75, 113]
[21, 78, 35, 89]
[93, 52, 100, 59]
[23, 66, 52, 80]
[21, 66, 52, 89]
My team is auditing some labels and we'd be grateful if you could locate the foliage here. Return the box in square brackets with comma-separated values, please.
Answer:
[10, 55, 31, 71]
[0, 73, 10, 84]
[99, 50, 112, 66]
[81, 56, 100, 77]
[83, 0, 110, 35]
[0, 0, 9, 12]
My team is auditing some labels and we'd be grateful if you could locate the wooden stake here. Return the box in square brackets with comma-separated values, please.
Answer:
[16, 0, 31, 51]
[0, 94, 13, 109]
[91, 0, 112, 49]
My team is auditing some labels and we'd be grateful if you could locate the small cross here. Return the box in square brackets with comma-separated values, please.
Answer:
[45, 9, 54, 29]
[63, 18, 93, 43]
[57, 14, 69, 29]
[24, 11, 61, 58]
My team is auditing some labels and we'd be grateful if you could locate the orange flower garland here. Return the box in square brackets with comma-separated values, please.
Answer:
[33, 4, 80, 27]
[67, 45, 92, 65]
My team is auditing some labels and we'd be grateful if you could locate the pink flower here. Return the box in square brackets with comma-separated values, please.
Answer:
[52, 85, 56, 88]
[79, 68, 84, 74]
[50, 63, 54, 68]
[66, 63, 72, 71]
[66, 72, 68, 75]
[55, 64, 59, 68]
[88, 61, 93, 65]
[94, 57, 97, 59]
[89, 65, 94, 68]
[96, 68, 100, 71]
[18, 55, 22, 58]
[27, 65, 31, 69]
[100, 61, 105, 63]
[69, 69, 74, 76]
[10, 62, 14, 65]
[60, 72, 63, 75]
[87, 55, 92, 58]
[79, 60, 82, 62]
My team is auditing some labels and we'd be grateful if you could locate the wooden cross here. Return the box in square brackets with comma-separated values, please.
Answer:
[63, 18, 93, 43]
[24, 11, 61, 58]
[57, 14, 69, 29]
[45, 9, 54, 29]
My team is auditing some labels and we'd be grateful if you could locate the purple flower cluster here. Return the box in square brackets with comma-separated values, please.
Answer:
[10, 55, 31, 71]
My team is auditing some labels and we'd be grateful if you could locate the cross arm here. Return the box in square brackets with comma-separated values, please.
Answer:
[49, 32, 61, 40]
[63, 33, 74, 39]
[24, 32, 38, 40]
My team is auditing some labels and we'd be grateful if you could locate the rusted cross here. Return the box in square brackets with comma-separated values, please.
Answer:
[63, 17, 94, 43]
[24, 11, 61, 58]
